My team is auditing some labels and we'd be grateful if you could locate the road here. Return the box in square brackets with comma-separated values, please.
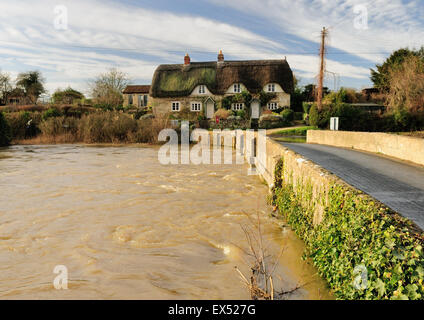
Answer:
[279, 142, 424, 230]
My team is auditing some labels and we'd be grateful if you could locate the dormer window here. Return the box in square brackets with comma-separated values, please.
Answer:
[198, 85, 206, 94]
[267, 84, 276, 92]
[233, 83, 241, 93]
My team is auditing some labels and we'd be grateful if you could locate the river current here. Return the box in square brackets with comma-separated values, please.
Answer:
[0, 145, 330, 299]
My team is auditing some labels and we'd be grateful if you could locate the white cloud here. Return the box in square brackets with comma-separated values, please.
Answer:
[207, 0, 424, 78]
[0, 0, 288, 93]
[0, 0, 407, 92]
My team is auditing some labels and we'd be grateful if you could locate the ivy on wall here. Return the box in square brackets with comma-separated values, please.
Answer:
[271, 158, 424, 300]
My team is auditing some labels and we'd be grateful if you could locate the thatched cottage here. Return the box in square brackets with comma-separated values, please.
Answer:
[149, 51, 294, 119]
[123, 85, 151, 108]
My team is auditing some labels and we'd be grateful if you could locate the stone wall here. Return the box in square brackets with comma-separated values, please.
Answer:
[307, 130, 424, 166]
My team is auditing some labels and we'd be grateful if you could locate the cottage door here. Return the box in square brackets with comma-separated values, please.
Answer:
[251, 100, 260, 119]
[206, 100, 215, 119]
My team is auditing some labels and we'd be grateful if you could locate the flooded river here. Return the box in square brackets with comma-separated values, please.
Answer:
[0, 145, 330, 299]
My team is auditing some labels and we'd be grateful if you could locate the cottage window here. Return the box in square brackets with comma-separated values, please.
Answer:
[172, 102, 180, 112]
[267, 102, 278, 110]
[128, 95, 133, 105]
[268, 84, 275, 92]
[198, 85, 206, 94]
[143, 95, 148, 106]
[191, 102, 202, 112]
[233, 84, 241, 93]
[231, 103, 244, 111]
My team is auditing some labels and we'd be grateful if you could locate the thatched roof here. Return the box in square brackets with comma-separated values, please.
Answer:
[123, 85, 151, 94]
[151, 60, 293, 98]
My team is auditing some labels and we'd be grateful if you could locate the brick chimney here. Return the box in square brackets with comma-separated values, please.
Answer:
[184, 53, 190, 65]
[217, 50, 224, 62]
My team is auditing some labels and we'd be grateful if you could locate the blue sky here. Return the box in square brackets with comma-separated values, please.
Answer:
[0, 0, 423, 95]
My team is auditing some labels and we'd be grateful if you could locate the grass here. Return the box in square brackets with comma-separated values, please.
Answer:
[270, 126, 319, 137]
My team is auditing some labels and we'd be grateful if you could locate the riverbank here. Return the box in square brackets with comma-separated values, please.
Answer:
[1, 110, 170, 146]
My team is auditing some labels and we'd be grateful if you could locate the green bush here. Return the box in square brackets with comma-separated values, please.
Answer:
[259, 114, 288, 129]
[280, 109, 294, 122]
[302, 102, 313, 114]
[272, 158, 424, 300]
[0, 112, 11, 146]
[294, 112, 304, 121]
[42, 107, 63, 120]
[309, 103, 331, 128]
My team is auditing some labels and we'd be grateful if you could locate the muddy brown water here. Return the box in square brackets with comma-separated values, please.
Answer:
[0, 145, 331, 299]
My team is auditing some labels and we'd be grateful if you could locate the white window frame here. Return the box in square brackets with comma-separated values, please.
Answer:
[191, 102, 202, 112]
[231, 103, 244, 111]
[268, 83, 276, 92]
[233, 83, 241, 93]
[198, 85, 206, 94]
[267, 102, 278, 110]
[171, 101, 180, 112]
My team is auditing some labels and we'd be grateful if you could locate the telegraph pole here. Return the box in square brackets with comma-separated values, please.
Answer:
[317, 27, 328, 111]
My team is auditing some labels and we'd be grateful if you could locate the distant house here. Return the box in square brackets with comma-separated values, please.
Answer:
[361, 87, 380, 101]
[5, 88, 27, 105]
[123, 85, 151, 108]
[150, 51, 294, 119]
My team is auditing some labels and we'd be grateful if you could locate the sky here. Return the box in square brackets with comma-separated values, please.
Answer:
[0, 0, 423, 96]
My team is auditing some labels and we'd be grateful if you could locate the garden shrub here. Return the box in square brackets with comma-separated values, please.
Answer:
[302, 102, 313, 114]
[0, 112, 11, 146]
[214, 108, 231, 120]
[42, 107, 63, 120]
[280, 109, 294, 122]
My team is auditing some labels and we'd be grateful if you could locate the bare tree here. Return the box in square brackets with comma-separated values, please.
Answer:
[89, 68, 130, 107]
[0, 70, 12, 104]
[235, 211, 305, 300]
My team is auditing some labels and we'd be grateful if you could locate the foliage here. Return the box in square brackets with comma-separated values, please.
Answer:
[259, 114, 288, 129]
[222, 91, 252, 110]
[294, 112, 303, 121]
[386, 55, 424, 113]
[371, 48, 423, 91]
[302, 102, 313, 114]
[0, 70, 12, 104]
[272, 158, 424, 300]
[280, 109, 294, 122]
[52, 87, 85, 104]
[16, 71, 46, 104]
[0, 112, 11, 146]
[42, 107, 63, 120]
[214, 108, 231, 120]
[89, 68, 129, 108]
[259, 91, 277, 107]
[5, 111, 40, 139]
